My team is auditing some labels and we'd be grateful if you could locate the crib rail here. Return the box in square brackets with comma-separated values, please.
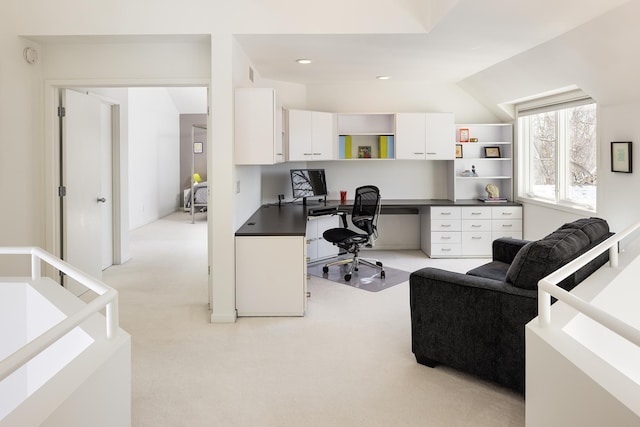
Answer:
[0, 247, 119, 382]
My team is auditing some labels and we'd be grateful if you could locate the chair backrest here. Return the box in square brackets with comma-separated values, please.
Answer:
[351, 185, 381, 237]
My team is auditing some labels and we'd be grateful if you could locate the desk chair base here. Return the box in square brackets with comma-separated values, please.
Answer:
[323, 255, 385, 282]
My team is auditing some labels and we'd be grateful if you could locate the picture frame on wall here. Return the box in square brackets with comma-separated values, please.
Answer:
[484, 146, 501, 158]
[193, 141, 203, 154]
[455, 144, 463, 158]
[611, 141, 632, 173]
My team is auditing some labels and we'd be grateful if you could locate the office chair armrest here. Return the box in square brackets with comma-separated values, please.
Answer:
[336, 211, 348, 228]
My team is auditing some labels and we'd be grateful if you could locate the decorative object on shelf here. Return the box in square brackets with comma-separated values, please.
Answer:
[611, 141, 632, 173]
[484, 146, 501, 158]
[340, 190, 347, 204]
[459, 128, 470, 143]
[339, 135, 353, 159]
[479, 183, 507, 202]
[455, 144, 463, 158]
[358, 145, 372, 158]
[379, 135, 394, 159]
[470, 138, 478, 142]
[486, 183, 500, 198]
[460, 165, 478, 177]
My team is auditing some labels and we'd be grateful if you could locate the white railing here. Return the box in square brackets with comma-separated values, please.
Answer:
[0, 247, 119, 382]
[537, 220, 640, 348]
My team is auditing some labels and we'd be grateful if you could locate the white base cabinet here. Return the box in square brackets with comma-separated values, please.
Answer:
[306, 215, 339, 262]
[236, 236, 306, 316]
[422, 205, 522, 258]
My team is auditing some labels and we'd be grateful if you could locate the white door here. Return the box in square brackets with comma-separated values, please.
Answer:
[62, 89, 113, 295]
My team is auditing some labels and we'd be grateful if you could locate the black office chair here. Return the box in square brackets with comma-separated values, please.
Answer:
[322, 185, 385, 281]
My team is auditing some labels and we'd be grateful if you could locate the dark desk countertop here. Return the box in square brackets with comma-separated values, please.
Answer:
[235, 199, 521, 237]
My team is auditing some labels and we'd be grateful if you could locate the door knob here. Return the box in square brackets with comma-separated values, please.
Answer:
[97, 197, 107, 203]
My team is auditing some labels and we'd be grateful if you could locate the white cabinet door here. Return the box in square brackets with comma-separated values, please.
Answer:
[306, 215, 339, 262]
[288, 109, 335, 161]
[234, 88, 282, 165]
[425, 113, 455, 160]
[236, 236, 306, 316]
[287, 109, 313, 161]
[395, 113, 426, 159]
[311, 111, 336, 160]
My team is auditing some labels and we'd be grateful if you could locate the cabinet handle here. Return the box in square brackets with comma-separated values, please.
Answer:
[471, 225, 481, 228]
[440, 212, 452, 216]
[426, 152, 437, 155]
[304, 153, 313, 156]
[313, 153, 322, 155]
[472, 236, 482, 240]
[471, 212, 482, 215]
[502, 212, 513, 216]
[441, 236, 451, 240]
[502, 224, 513, 228]
[441, 224, 451, 228]
[442, 248, 452, 252]
[414, 152, 424, 155]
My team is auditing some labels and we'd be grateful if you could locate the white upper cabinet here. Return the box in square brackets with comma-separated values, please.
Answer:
[234, 88, 284, 165]
[426, 113, 455, 160]
[395, 112, 454, 160]
[287, 109, 336, 161]
[395, 113, 426, 159]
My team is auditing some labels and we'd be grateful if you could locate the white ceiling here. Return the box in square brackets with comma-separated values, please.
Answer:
[235, 0, 630, 85]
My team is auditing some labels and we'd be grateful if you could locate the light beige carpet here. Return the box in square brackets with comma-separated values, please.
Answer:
[102, 211, 525, 427]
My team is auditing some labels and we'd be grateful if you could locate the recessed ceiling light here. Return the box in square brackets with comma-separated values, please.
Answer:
[296, 59, 312, 64]
[376, 75, 391, 80]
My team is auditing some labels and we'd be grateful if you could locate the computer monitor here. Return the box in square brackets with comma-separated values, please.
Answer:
[290, 168, 327, 205]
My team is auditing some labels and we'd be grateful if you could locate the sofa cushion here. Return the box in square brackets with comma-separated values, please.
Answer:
[559, 217, 609, 243]
[467, 261, 510, 282]
[506, 228, 591, 290]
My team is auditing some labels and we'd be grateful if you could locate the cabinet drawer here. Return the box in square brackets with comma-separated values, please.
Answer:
[431, 220, 461, 232]
[462, 219, 491, 232]
[461, 232, 492, 256]
[492, 219, 522, 232]
[431, 206, 461, 220]
[431, 244, 461, 257]
[492, 206, 522, 219]
[431, 232, 461, 244]
[461, 206, 492, 219]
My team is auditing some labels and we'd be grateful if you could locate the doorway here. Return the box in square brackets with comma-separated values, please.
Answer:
[55, 85, 209, 298]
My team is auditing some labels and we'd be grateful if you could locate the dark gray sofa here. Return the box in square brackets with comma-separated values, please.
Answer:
[409, 217, 613, 394]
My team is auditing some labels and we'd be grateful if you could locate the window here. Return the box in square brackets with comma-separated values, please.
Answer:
[517, 93, 597, 211]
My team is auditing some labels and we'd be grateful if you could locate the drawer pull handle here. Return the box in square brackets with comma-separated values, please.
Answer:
[502, 224, 513, 228]
[441, 224, 451, 228]
[440, 212, 452, 216]
[502, 212, 513, 216]
[442, 248, 451, 252]
[472, 236, 482, 240]
[441, 236, 451, 240]
[471, 225, 481, 228]
[471, 212, 482, 215]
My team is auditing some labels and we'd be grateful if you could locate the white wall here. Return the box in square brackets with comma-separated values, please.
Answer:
[128, 88, 181, 230]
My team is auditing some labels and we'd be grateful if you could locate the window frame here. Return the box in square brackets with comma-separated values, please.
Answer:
[515, 91, 597, 214]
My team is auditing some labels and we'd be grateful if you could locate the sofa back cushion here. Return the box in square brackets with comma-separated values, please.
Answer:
[506, 218, 609, 290]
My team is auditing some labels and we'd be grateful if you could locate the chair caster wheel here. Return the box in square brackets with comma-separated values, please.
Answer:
[380, 271, 386, 279]
[322, 266, 329, 273]
[376, 261, 383, 267]
[344, 274, 352, 281]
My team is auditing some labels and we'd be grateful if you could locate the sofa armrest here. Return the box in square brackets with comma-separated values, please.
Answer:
[409, 267, 537, 393]
[492, 238, 529, 264]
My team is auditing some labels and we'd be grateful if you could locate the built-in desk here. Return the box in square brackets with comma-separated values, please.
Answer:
[234, 199, 522, 317]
